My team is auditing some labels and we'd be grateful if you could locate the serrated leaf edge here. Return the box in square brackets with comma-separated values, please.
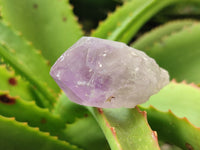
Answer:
[0, 115, 84, 150]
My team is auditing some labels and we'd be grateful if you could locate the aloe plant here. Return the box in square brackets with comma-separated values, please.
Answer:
[0, 0, 200, 150]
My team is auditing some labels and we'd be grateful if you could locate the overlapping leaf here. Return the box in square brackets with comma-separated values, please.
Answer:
[92, 0, 197, 43]
[53, 93, 88, 123]
[141, 81, 200, 127]
[0, 21, 60, 108]
[133, 20, 200, 83]
[53, 93, 109, 150]
[0, 91, 66, 134]
[88, 107, 160, 150]
[63, 114, 110, 150]
[0, 115, 82, 150]
[139, 81, 200, 149]
[140, 106, 200, 150]
[0, 0, 83, 64]
[0, 65, 34, 101]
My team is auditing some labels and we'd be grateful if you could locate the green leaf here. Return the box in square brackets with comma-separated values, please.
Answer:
[0, 44, 55, 108]
[0, 65, 34, 101]
[88, 107, 160, 150]
[159, 2, 200, 18]
[0, 65, 48, 107]
[92, 0, 191, 43]
[140, 81, 200, 149]
[0, 21, 59, 93]
[133, 21, 200, 83]
[0, 91, 66, 135]
[0, 0, 83, 64]
[62, 115, 110, 150]
[139, 106, 200, 150]
[0, 90, 108, 149]
[53, 93, 109, 150]
[133, 20, 195, 50]
[0, 21, 60, 108]
[0, 115, 82, 150]
[141, 81, 200, 127]
[53, 92, 89, 123]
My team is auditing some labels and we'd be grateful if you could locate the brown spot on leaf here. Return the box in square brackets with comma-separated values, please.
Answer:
[47, 61, 51, 66]
[41, 118, 47, 124]
[97, 108, 103, 114]
[185, 143, 193, 150]
[110, 127, 116, 136]
[8, 77, 17, 86]
[84, 114, 88, 117]
[33, 4, 38, 9]
[62, 17, 67, 22]
[0, 94, 16, 104]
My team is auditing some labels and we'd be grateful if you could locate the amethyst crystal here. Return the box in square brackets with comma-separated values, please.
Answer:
[50, 37, 169, 108]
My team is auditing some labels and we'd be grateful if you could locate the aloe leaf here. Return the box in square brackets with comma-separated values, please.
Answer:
[53, 92, 89, 123]
[0, 21, 59, 94]
[88, 107, 160, 150]
[139, 106, 200, 150]
[62, 115, 110, 150]
[0, 0, 83, 64]
[160, 2, 200, 18]
[133, 21, 200, 83]
[91, 0, 194, 43]
[0, 90, 108, 150]
[0, 23, 60, 108]
[0, 115, 82, 150]
[53, 93, 109, 150]
[55, 94, 161, 150]
[141, 81, 200, 127]
[0, 65, 48, 107]
[0, 89, 107, 150]
[133, 20, 195, 50]
[0, 90, 66, 135]
[0, 65, 34, 101]
[0, 44, 55, 108]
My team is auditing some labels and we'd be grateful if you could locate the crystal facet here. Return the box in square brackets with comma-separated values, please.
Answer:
[50, 37, 169, 108]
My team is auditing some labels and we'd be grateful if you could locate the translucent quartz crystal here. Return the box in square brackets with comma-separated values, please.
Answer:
[50, 37, 169, 108]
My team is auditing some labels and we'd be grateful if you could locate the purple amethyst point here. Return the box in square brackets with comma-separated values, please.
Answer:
[50, 37, 169, 108]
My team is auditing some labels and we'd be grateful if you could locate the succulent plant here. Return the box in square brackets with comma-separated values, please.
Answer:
[0, 0, 200, 150]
